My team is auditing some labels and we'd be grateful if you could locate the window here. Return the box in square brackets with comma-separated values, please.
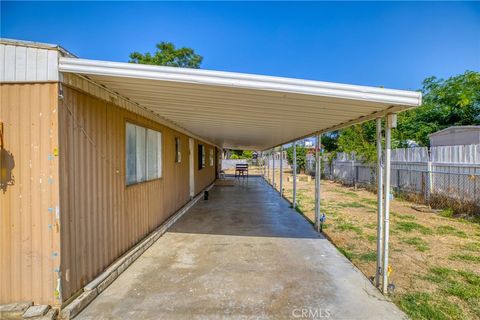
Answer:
[209, 148, 214, 166]
[198, 144, 205, 170]
[126, 122, 162, 185]
[175, 137, 181, 163]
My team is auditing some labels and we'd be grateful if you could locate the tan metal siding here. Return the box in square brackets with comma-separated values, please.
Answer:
[58, 86, 214, 301]
[194, 142, 216, 195]
[0, 83, 60, 305]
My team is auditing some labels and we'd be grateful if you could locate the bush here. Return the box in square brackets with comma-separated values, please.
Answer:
[285, 145, 308, 173]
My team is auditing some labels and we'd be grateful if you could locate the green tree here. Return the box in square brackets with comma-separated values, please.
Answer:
[129, 42, 203, 68]
[337, 122, 378, 163]
[229, 150, 254, 159]
[321, 132, 339, 152]
[241, 150, 254, 159]
[327, 70, 479, 159]
[285, 145, 308, 173]
[396, 70, 480, 146]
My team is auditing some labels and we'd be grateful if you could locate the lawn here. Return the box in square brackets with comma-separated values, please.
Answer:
[266, 168, 480, 320]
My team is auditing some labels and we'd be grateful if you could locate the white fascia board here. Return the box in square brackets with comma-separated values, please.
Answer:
[59, 57, 422, 107]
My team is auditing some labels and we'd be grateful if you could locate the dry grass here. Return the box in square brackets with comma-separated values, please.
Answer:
[262, 167, 480, 320]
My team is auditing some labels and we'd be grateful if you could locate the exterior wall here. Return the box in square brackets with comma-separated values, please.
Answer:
[0, 42, 59, 82]
[430, 128, 480, 146]
[58, 85, 216, 302]
[0, 83, 61, 305]
[194, 141, 217, 195]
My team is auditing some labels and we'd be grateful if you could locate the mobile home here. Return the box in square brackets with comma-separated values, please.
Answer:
[1, 39, 422, 314]
[1, 39, 217, 307]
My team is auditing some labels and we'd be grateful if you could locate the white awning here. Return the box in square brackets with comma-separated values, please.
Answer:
[59, 57, 422, 150]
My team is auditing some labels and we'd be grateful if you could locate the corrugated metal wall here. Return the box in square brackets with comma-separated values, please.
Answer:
[58, 85, 216, 302]
[0, 83, 61, 305]
[194, 142, 216, 195]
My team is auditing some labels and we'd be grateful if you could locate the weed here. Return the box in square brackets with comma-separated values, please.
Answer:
[337, 247, 354, 261]
[363, 223, 377, 229]
[449, 254, 480, 263]
[435, 299, 467, 320]
[366, 234, 376, 243]
[360, 198, 378, 206]
[395, 221, 432, 235]
[332, 189, 358, 197]
[396, 292, 463, 320]
[358, 251, 377, 262]
[336, 222, 363, 235]
[337, 201, 366, 209]
[436, 225, 467, 238]
[395, 214, 416, 220]
[457, 270, 480, 286]
[463, 242, 480, 252]
[439, 208, 454, 218]
[401, 237, 429, 252]
[443, 281, 480, 301]
[425, 266, 453, 284]
[423, 266, 480, 317]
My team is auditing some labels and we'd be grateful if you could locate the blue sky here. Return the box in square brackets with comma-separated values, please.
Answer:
[1, 1, 479, 90]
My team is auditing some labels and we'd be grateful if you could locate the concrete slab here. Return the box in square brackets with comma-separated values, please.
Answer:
[22, 305, 49, 318]
[76, 178, 406, 320]
[0, 301, 32, 319]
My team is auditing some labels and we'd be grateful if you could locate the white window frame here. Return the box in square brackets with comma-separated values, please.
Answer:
[126, 122, 163, 185]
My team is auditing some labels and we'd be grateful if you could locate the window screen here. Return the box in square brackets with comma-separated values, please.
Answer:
[126, 122, 162, 185]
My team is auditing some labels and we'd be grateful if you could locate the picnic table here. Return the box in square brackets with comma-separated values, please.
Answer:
[235, 164, 249, 178]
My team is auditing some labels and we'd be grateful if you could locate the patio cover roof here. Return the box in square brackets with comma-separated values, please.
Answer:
[59, 57, 422, 150]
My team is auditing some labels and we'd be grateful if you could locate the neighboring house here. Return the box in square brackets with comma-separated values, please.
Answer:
[429, 126, 480, 146]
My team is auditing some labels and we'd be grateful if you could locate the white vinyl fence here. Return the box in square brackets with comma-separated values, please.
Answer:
[306, 144, 480, 214]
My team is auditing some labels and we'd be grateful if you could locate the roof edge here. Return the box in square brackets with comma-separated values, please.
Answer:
[0, 38, 77, 58]
[59, 57, 422, 107]
[428, 125, 480, 138]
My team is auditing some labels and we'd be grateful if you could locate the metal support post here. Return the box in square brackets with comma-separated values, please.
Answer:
[272, 150, 276, 188]
[293, 141, 297, 208]
[382, 114, 396, 294]
[426, 160, 433, 204]
[315, 133, 322, 232]
[375, 118, 383, 288]
[267, 151, 270, 182]
[280, 146, 283, 196]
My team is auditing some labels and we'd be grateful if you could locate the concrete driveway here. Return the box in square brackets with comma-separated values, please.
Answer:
[76, 177, 406, 320]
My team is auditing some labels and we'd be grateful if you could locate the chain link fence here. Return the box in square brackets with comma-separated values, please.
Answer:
[305, 147, 480, 217]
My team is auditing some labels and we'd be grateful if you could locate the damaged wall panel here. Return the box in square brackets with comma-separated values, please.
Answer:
[0, 83, 61, 305]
